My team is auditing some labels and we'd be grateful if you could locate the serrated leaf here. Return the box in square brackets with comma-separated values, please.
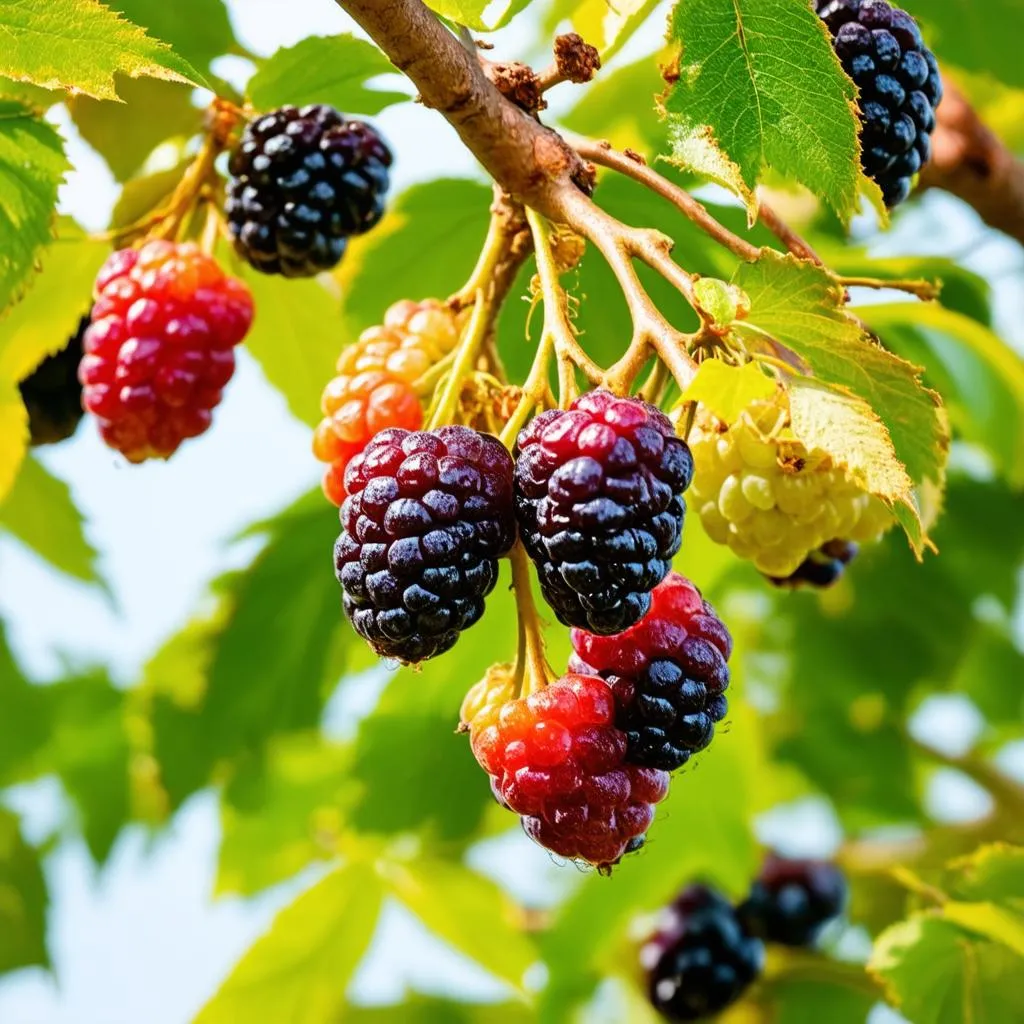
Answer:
[0, 224, 105, 379]
[663, 0, 869, 221]
[195, 862, 382, 1024]
[0, 101, 67, 316]
[859, 302, 1024, 489]
[731, 252, 949, 492]
[68, 78, 201, 182]
[682, 359, 775, 422]
[0, 455, 100, 583]
[0, 808, 48, 972]
[233, 264, 343, 428]
[786, 377, 921, 550]
[0, 378, 28, 504]
[248, 35, 409, 117]
[386, 860, 537, 991]
[107, 0, 236, 71]
[0, 0, 204, 100]
[869, 915, 1024, 1024]
[949, 845, 1024, 910]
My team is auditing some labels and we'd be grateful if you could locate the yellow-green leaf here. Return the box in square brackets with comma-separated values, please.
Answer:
[731, 253, 949, 493]
[0, 225, 107, 381]
[385, 859, 537, 992]
[0, 101, 68, 316]
[942, 902, 1024, 958]
[664, 0, 874, 221]
[787, 377, 921, 551]
[195, 862, 382, 1024]
[248, 35, 409, 116]
[948, 844, 1024, 910]
[0, 0, 203, 100]
[681, 358, 775, 423]
[859, 302, 1024, 488]
[233, 264, 343, 428]
[0, 455, 100, 583]
[0, 377, 28, 505]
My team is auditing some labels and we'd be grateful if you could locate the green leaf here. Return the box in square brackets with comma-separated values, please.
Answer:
[941, 902, 1024, 958]
[949, 845, 1024, 911]
[0, 222, 106, 379]
[0, 377, 29, 504]
[68, 78, 201, 182]
[423, 0, 533, 31]
[233, 264, 343, 428]
[347, 576, 522, 844]
[663, 0, 870, 220]
[111, 160, 189, 231]
[561, 56, 669, 154]
[786, 377, 920, 549]
[148, 490, 350, 809]
[858, 303, 1024, 488]
[0, 808, 48, 973]
[0, 454, 101, 584]
[337, 179, 492, 337]
[43, 669, 131, 863]
[870, 915, 1024, 1024]
[217, 734, 352, 897]
[0, 101, 68, 317]
[385, 859, 537, 991]
[104, 0, 236, 71]
[732, 253, 949, 496]
[195, 862, 383, 1024]
[902, 0, 1024, 90]
[769, 977, 877, 1024]
[0, 0, 204, 100]
[546, 0, 661, 60]
[248, 36, 409, 116]
[340, 1000, 533, 1024]
[682, 359, 775, 423]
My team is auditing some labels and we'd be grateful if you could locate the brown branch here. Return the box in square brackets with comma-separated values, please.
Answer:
[574, 138, 762, 262]
[920, 80, 1024, 247]
[757, 196, 824, 265]
[333, 0, 590, 214]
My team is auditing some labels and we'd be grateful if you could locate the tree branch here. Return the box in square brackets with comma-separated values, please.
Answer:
[333, 0, 590, 215]
[921, 79, 1024, 247]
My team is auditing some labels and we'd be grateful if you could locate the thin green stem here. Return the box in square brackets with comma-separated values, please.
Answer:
[508, 541, 555, 697]
[838, 275, 941, 300]
[427, 289, 489, 429]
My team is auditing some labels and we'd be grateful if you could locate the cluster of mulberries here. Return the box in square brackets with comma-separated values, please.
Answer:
[688, 393, 892, 580]
[816, 0, 941, 207]
[644, 857, 847, 1021]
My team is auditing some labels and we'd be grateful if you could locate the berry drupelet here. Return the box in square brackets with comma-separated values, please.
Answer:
[470, 672, 670, 869]
[19, 315, 89, 446]
[334, 425, 516, 663]
[79, 241, 253, 462]
[227, 104, 392, 277]
[817, 0, 942, 207]
[314, 299, 462, 505]
[514, 391, 693, 636]
[737, 855, 847, 947]
[571, 573, 732, 772]
[642, 884, 764, 1022]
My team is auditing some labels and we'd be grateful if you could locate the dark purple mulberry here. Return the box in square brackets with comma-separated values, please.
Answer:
[513, 391, 693, 635]
[334, 425, 515, 663]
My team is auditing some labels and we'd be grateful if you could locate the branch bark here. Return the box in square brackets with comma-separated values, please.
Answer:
[333, 0, 589, 216]
[921, 80, 1024, 247]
